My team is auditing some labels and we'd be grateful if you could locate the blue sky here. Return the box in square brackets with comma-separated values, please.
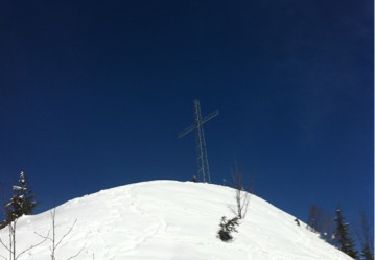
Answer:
[0, 0, 373, 229]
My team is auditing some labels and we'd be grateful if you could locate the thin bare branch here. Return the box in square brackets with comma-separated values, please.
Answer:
[0, 236, 10, 252]
[64, 246, 84, 260]
[15, 233, 49, 260]
[239, 191, 250, 219]
[33, 230, 52, 242]
[43, 208, 82, 260]
[54, 219, 77, 249]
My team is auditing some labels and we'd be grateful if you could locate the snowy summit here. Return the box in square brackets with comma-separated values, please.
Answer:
[0, 181, 352, 260]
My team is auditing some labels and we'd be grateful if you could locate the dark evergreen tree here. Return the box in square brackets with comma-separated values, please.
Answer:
[334, 208, 357, 259]
[361, 243, 374, 260]
[217, 216, 239, 241]
[5, 170, 36, 222]
[359, 213, 374, 260]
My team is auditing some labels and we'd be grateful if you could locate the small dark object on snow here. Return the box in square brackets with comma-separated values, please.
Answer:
[217, 216, 239, 241]
[295, 218, 300, 227]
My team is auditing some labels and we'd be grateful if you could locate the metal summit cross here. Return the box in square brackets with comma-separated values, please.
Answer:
[178, 100, 218, 183]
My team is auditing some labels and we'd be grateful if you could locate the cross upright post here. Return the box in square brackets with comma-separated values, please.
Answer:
[178, 99, 218, 183]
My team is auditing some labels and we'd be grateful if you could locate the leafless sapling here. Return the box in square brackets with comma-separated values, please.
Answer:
[230, 164, 250, 219]
[34, 208, 84, 260]
[0, 218, 48, 260]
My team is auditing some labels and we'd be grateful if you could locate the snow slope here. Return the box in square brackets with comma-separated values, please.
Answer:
[0, 181, 352, 260]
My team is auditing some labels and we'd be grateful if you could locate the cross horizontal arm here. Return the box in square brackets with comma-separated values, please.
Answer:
[178, 124, 196, 138]
[202, 110, 219, 125]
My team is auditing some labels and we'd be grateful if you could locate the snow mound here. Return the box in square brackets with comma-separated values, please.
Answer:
[0, 180, 351, 260]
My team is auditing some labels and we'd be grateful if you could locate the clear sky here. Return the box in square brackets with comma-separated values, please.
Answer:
[0, 0, 373, 229]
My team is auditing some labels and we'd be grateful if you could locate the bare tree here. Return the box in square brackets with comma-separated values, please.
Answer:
[306, 205, 335, 243]
[307, 205, 321, 233]
[35, 208, 84, 260]
[0, 218, 48, 260]
[230, 163, 250, 219]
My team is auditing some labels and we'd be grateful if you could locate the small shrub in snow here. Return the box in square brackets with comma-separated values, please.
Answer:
[217, 216, 239, 242]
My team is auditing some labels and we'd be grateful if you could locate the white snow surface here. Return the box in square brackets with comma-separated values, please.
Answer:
[0, 180, 352, 260]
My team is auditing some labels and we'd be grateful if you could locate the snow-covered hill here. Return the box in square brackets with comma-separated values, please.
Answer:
[0, 181, 351, 260]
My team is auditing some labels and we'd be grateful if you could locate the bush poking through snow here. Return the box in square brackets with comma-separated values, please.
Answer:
[217, 216, 239, 241]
